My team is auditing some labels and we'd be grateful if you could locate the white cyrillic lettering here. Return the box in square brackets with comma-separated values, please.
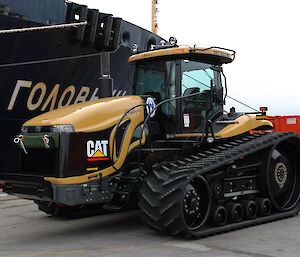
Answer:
[41, 84, 60, 111]
[27, 82, 47, 111]
[89, 88, 99, 101]
[7, 80, 32, 110]
[58, 85, 75, 108]
[74, 86, 90, 104]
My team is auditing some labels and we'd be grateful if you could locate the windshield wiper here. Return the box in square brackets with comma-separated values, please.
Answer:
[203, 69, 213, 80]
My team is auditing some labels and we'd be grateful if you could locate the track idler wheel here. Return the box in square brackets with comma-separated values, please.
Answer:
[241, 200, 258, 219]
[211, 205, 227, 226]
[262, 137, 300, 211]
[256, 198, 272, 216]
[226, 202, 244, 223]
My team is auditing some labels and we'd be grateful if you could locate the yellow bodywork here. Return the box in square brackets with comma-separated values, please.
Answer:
[24, 96, 146, 185]
[216, 114, 272, 138]
[175, 114, 273, 138]
[24, 96, 143, 133]
[129, 46, 234, 63]
[22, 97, 271, 186]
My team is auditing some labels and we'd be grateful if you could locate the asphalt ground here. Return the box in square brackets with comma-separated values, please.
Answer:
[0, 189, 17, 201]
[1, 194, 300, 257]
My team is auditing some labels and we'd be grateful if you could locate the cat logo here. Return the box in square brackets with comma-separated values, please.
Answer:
[87, 140, 109, 161]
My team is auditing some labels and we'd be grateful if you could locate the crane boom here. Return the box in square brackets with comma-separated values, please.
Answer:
[151, 0, 158, 34]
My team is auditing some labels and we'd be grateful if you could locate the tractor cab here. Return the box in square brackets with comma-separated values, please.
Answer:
[129, 46, 235, 136]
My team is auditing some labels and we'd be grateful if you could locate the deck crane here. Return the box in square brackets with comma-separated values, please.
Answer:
[152, 0, 158, 34]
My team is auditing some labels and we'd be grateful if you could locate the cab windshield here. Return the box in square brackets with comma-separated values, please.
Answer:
[134, 59, 223, 133]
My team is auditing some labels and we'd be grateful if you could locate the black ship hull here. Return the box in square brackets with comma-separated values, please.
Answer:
[0, 3, 165, 172]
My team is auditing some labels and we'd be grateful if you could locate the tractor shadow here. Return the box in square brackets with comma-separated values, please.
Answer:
[19, 208, 159, 244]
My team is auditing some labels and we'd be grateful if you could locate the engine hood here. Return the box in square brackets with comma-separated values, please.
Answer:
[23, 96, 145, 132]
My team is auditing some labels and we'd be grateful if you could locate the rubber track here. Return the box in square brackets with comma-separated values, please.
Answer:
[139, 132, 300, 237]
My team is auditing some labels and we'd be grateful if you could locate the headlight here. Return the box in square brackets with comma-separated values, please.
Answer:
[51, 124, 74, 133]
[20, 124, 74, 133]
[21, 126, 28, 133]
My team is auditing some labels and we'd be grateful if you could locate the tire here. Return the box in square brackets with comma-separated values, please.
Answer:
[255, 198, 272, 216]
[139, 164, 212, 237]
[241, 200, 257, 220]
[211, 205, 227, 226]
[226, 202, 243, 223]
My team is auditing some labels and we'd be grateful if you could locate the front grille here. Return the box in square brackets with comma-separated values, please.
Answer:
[27, 126, 51, 133]
[21, 149, 57, 176]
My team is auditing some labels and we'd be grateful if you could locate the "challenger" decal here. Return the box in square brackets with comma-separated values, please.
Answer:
[87, 140, 109, 161]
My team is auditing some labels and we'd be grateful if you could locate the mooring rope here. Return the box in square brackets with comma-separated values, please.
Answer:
[0, 21, 87, 34]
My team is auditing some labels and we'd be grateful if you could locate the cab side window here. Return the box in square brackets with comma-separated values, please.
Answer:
[135, 60, 178, 133]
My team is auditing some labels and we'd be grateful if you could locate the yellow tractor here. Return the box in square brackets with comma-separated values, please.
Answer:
[1, 43, 300, 237]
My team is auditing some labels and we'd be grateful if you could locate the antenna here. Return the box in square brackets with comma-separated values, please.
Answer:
[152, 0, 158, 34]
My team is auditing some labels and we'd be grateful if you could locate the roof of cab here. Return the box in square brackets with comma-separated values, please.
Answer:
[128, 46, 235, 64]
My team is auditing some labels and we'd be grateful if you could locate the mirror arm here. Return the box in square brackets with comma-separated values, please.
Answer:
[220, 67, 227, 105]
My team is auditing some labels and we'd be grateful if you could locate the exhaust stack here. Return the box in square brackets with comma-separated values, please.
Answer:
[99, 52, 113, 98]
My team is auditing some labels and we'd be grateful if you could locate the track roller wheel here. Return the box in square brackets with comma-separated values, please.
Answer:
[241, 200, 257, 219]
[263, 138, 300, 211]
[139, 166, 212, 237]
[226, 202, 243, 223]
[256, 198, 272, 216]
[211, 205, 227, 226]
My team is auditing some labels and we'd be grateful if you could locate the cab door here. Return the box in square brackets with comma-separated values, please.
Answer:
[179, 60, 222, 133]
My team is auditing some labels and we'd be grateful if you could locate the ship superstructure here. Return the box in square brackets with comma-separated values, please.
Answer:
[0, 0, 166, 172]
